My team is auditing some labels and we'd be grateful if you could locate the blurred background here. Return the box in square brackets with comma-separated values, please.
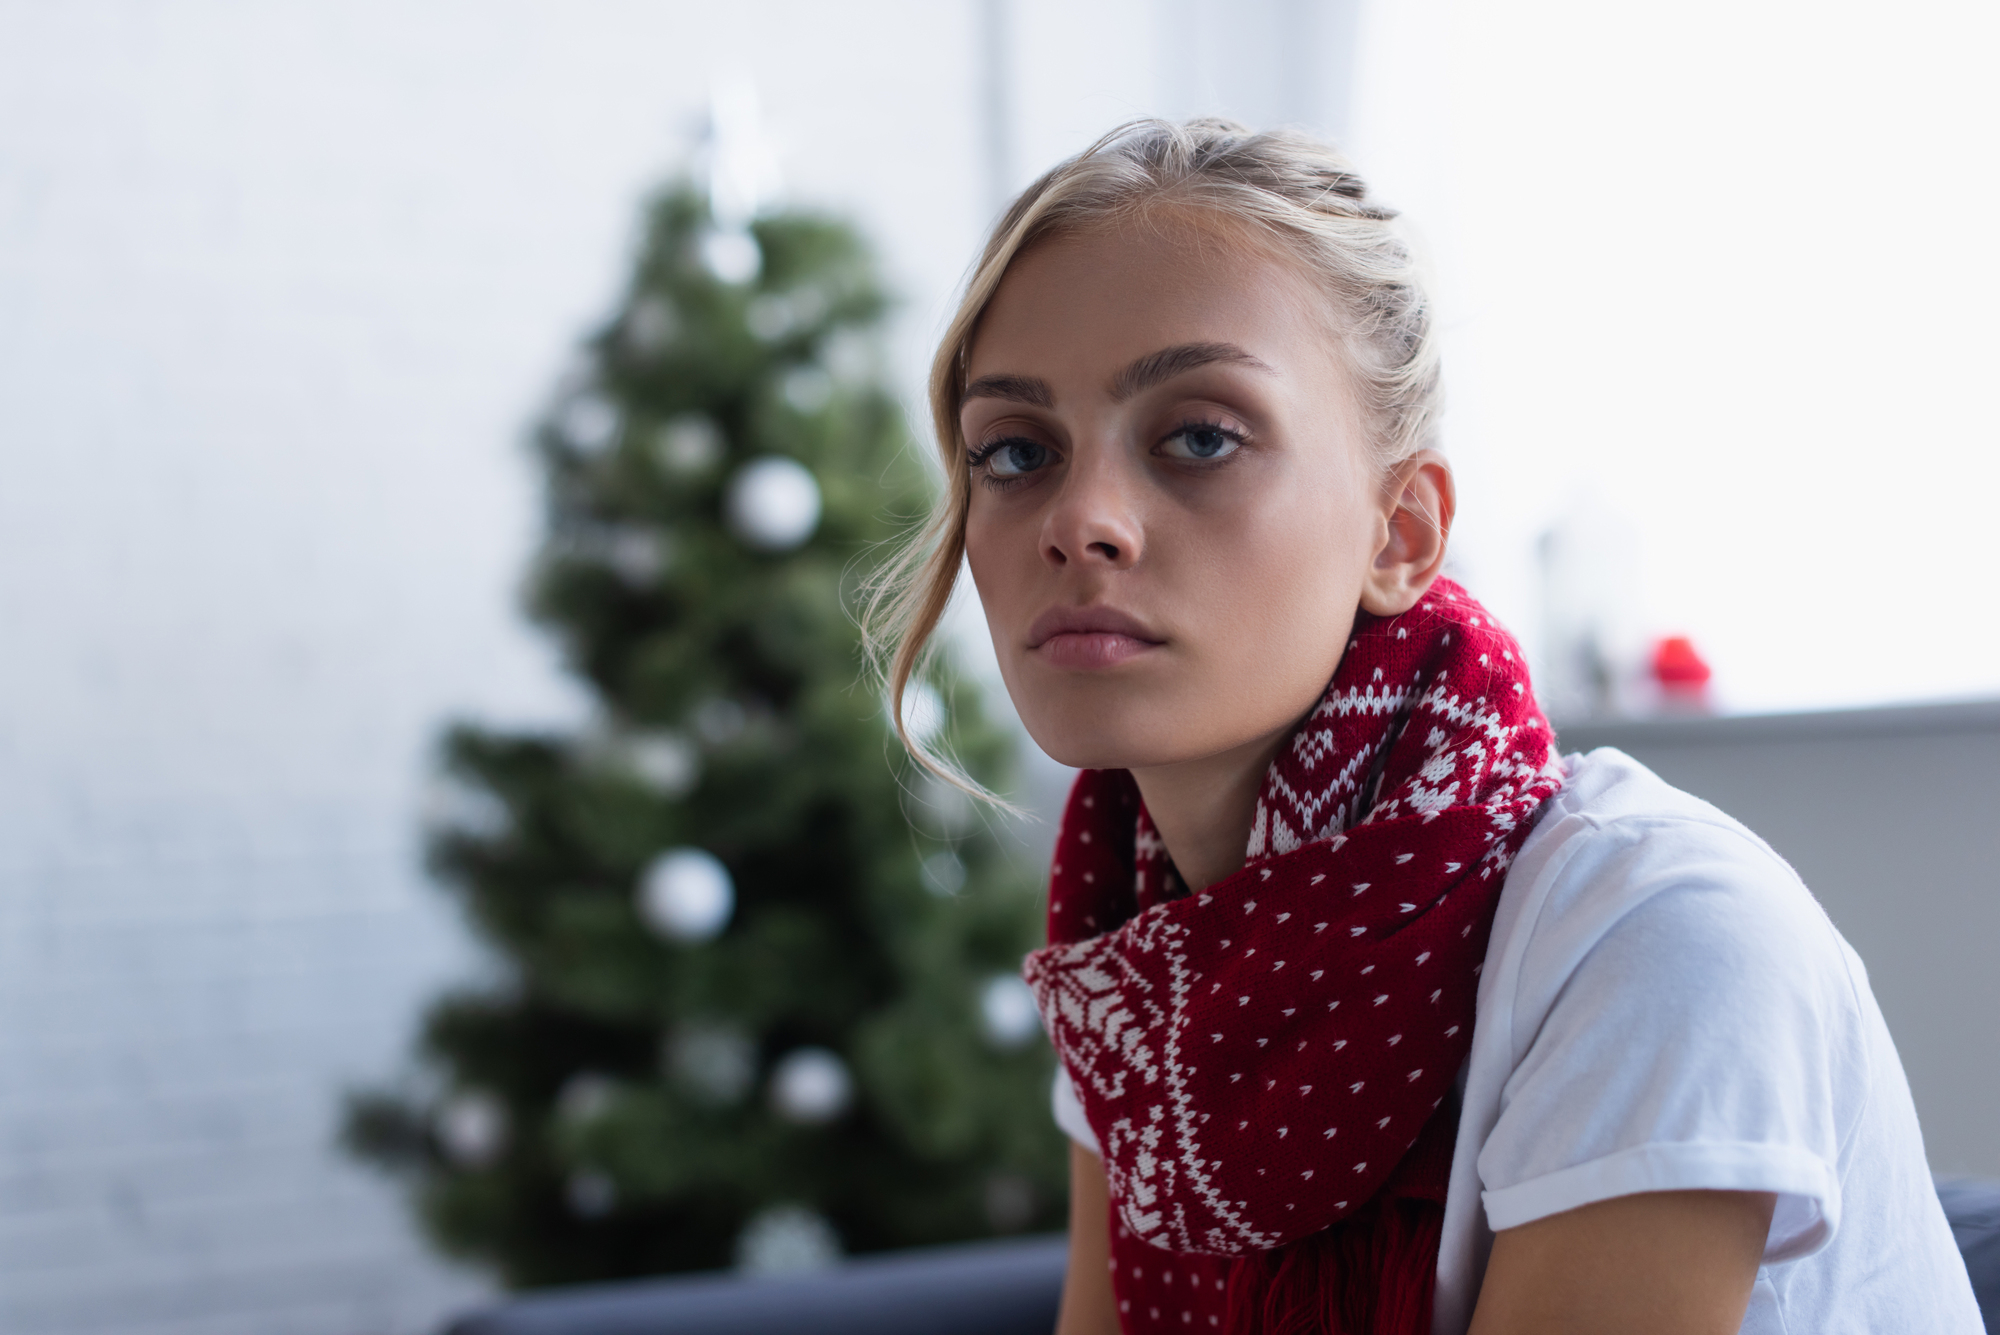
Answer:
[0, 1, 1995, 1332]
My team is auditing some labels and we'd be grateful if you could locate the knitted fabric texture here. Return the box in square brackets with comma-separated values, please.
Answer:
[1023, 581, 1564, 1333]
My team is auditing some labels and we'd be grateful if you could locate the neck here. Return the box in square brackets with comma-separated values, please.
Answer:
[1129, 728, 1292, 894]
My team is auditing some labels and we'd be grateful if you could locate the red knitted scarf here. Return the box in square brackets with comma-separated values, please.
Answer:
[1023, 581, 1565, 1334]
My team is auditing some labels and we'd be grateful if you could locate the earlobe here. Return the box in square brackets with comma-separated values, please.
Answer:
[1358, 453, 1455, 617]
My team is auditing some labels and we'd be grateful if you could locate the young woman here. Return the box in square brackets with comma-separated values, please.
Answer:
[867, 120, 1980, 1334]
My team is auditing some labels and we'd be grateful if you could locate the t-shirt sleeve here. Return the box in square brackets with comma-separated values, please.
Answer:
[1052, 1065, 1102, 1155]
[1476, 817, 1863, 1261]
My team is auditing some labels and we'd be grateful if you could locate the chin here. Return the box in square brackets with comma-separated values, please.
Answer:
[1003, 649, 1241, 772]
[1015, 693, 1204, 773]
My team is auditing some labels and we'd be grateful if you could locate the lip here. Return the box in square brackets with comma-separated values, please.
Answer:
[1026, 604, 1165, 670]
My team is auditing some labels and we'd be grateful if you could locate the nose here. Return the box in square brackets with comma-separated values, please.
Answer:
[1039, 445, 1142, 571]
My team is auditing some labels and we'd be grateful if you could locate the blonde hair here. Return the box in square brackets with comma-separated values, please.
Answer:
[863, 117, 1441, 795]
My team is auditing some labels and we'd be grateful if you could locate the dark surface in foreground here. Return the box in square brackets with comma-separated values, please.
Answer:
[445, 1232, 1068, 1335]
[1943, 1179, 2000, 1331]
[450, 1176, 2000, 1334]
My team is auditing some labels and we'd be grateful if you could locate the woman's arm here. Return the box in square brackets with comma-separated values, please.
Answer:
[1056, 1142, 1121, 1335]
[1468, 1189, 1776, 1335]
[1058, 1154, 1771, 1334]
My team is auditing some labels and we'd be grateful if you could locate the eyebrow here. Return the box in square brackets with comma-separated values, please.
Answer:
[960, 341, 1274, 410]
[960, 373, 1054, 408]
[1110, 341, 1274, 401]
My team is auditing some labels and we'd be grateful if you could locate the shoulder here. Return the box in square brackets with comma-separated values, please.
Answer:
[1453, 756, 1979, 1317]
[1467, 749, 1873, 1256]
[1476, 748, 1875, 1165]
[1510, 745, 1805, 908]
[1491, 747, 1862, 1025]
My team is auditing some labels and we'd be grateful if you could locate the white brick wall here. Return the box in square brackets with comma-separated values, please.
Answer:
[0, 853, 483, 1335]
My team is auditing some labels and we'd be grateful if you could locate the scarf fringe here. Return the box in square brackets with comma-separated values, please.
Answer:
[1222, 1198, 1442, 1335]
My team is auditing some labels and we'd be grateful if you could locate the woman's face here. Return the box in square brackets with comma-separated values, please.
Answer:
[961, 217, 1402, 773]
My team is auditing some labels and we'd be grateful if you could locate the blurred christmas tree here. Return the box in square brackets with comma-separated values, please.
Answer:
[343, 170, 1063, 1287]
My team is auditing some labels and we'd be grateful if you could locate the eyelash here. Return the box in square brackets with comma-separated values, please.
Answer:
[1160, 417, 1247, 459]
[965, 417, 1250, 487]
[963, 436, 1055, 494]
[966, 438, 1019, 467]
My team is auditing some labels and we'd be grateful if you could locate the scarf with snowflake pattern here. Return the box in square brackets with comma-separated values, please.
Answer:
[1023, 580, 1564, 1334]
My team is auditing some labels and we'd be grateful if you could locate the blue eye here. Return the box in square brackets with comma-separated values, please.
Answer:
[1160, 424, 1240, 461]
[982, 439, 1051, 477]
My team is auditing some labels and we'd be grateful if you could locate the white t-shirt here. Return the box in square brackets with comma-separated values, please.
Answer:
[1054, 748, 1983, 1334]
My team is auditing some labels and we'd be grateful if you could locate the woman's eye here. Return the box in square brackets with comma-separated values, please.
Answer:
[1159, 424, 1240, 461]
[982, 439, 1052, 478]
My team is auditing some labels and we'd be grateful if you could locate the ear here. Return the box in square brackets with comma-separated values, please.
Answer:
[1359, 451, 1455, 617]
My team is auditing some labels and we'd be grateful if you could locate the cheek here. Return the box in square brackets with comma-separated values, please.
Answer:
[1239, 481, 1370, 596]
[962, 504, 1001, 585]
[963, 503, 1029, 618]
[1188, 482, 1372, 671]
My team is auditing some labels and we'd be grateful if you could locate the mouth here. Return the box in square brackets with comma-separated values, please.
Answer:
[1026, 605, 1165, 670]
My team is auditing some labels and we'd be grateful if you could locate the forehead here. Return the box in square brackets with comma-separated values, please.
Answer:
[967, 214, 1338, 382]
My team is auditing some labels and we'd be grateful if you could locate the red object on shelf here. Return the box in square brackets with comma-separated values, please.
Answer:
[1651, 635, 1713, 689]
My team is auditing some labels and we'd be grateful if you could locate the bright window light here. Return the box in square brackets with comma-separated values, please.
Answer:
[1349, 0, 2000, 712]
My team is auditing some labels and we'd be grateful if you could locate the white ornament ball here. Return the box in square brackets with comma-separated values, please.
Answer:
[691, 697, 748, 746]
[557, 392, 621, 454]
[435, 1090, 509, 1167]
[623, 296, 679, 355]
[906, 772, 975, 838]
[602, 526, 667, 586]
[725, 456, 821, 552]
[822, 328, 876, 383]
[566, 1169, 617, 1219]
[666, 1022, 757, 1106]
[735, 1203, 840, 1274]
[699, 226, 762, 286]
[780, 366, 833, 413]
[746, 287, 830, 343]
[655, 415, 724, 474]
[769, 1046, 852, 1124]
[622, 730, 700, 797]
[979, 974, 1043, 1049]
[637, 847, 735, 942]
[745, 295, 793, 342]
[555, 1071, 619, 1125]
